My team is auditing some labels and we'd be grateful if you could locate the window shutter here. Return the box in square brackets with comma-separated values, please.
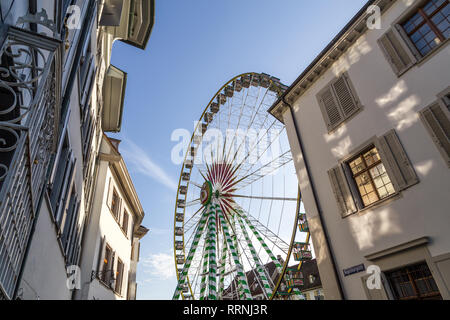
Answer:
[56, 157, 76, 227]
[107, 178, 114, 209]
[318, 86, 343, 131]
[378, 28, 414, 76]
[420, 103, 450, 167]
[376, 130, 418, 191]
[328, 165, 357, 217]
[96, 236, 106, 273]
[332, 74, 360, 118]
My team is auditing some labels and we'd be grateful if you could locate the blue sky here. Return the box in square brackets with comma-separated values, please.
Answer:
[110, 0, 368, 300]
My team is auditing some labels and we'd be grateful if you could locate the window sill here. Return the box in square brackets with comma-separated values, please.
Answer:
[97, 277, 123, 298]
[355, 192, 403, 217]
[415, 38, 449, 68]
[397, 38, 450, 78]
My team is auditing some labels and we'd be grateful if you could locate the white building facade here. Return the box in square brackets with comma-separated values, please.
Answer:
[77, 136, 147, 300]
[269, 0, 450, 300]
[0, 0, 154, 300]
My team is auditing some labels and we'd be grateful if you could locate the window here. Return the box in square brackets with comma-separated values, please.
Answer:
[401, 0, 449, 57]
[419, 101, 450, 167]
[347, 146, 395, 207]
[101, 245, 113, 284]
[328, 130, 418, 217]
[49, 132, 76, 225]
[317, 73, 362, 132]
[122, 210, 129, 237]
[115, 259, 124, 295]
[111, 189, 120, 220]
[386, 262, 442, 300]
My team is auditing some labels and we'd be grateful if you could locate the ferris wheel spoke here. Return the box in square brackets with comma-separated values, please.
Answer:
[190, 181, 203, 188]
[184, 206, 205, 234]
[226, 150, 292, 192]
[229, 194, 297, 202]
[185, 199, 201, 208]
[232, 123, 285, 181]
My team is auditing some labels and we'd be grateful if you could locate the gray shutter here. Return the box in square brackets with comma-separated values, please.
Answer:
[328, 165, 357, 217]
[332, 74, 360, 118]
[376, 130, 419, 191]
[318, 86, 344, 131]
[107, 178, 113, 209]
[420, 103, 450, 167]
[443, 94, 450, 111]
[96, 236, 106, 273]
[378, 28, 414, 76]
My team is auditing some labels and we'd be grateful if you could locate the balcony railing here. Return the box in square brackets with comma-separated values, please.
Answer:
[0, 26, 61, 299]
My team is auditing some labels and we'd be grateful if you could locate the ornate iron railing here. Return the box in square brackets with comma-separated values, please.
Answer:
[0, 26, 61, 299]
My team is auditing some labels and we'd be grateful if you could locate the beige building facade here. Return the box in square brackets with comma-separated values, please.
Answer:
[269, 0, 450, 300]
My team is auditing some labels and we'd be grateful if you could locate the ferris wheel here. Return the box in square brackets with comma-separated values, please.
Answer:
[172, 73, 312, 300]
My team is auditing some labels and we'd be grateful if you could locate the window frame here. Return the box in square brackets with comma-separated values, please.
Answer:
[385, 262, 442, 300]
[115, 258, 124, 295]
[346, 145, 396, 208]
[393, 0, 450, 62]
[100, 244, 113, 285]
[110, 187, 120, 220]
[121, 210, 129, 237]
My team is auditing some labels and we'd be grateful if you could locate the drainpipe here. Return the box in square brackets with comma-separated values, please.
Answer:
[282, 96, 346, 300]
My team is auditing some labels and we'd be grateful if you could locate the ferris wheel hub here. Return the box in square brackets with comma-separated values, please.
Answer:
[200, 181, 213, 206]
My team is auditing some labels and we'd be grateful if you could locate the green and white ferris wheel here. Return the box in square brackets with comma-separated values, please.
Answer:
[172, 73, 312, 300]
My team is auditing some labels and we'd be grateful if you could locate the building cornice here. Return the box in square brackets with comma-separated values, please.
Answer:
[268, 0, 395, 123]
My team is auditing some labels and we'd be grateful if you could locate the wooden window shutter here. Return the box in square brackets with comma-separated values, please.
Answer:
[378, 28, 415, 76]
[376, 130, 419, 191]
[96, 236, 106, 273]
[107, 178, 114, 209]
[328, 165, 357, 217]
[331, 74, 360, 118]
[420, 103, 450, 167]
[318, 86, 344, 131]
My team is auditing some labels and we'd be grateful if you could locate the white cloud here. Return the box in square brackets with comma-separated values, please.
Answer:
[142, 252, 176, 280]
[121, 140, 178, 191]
